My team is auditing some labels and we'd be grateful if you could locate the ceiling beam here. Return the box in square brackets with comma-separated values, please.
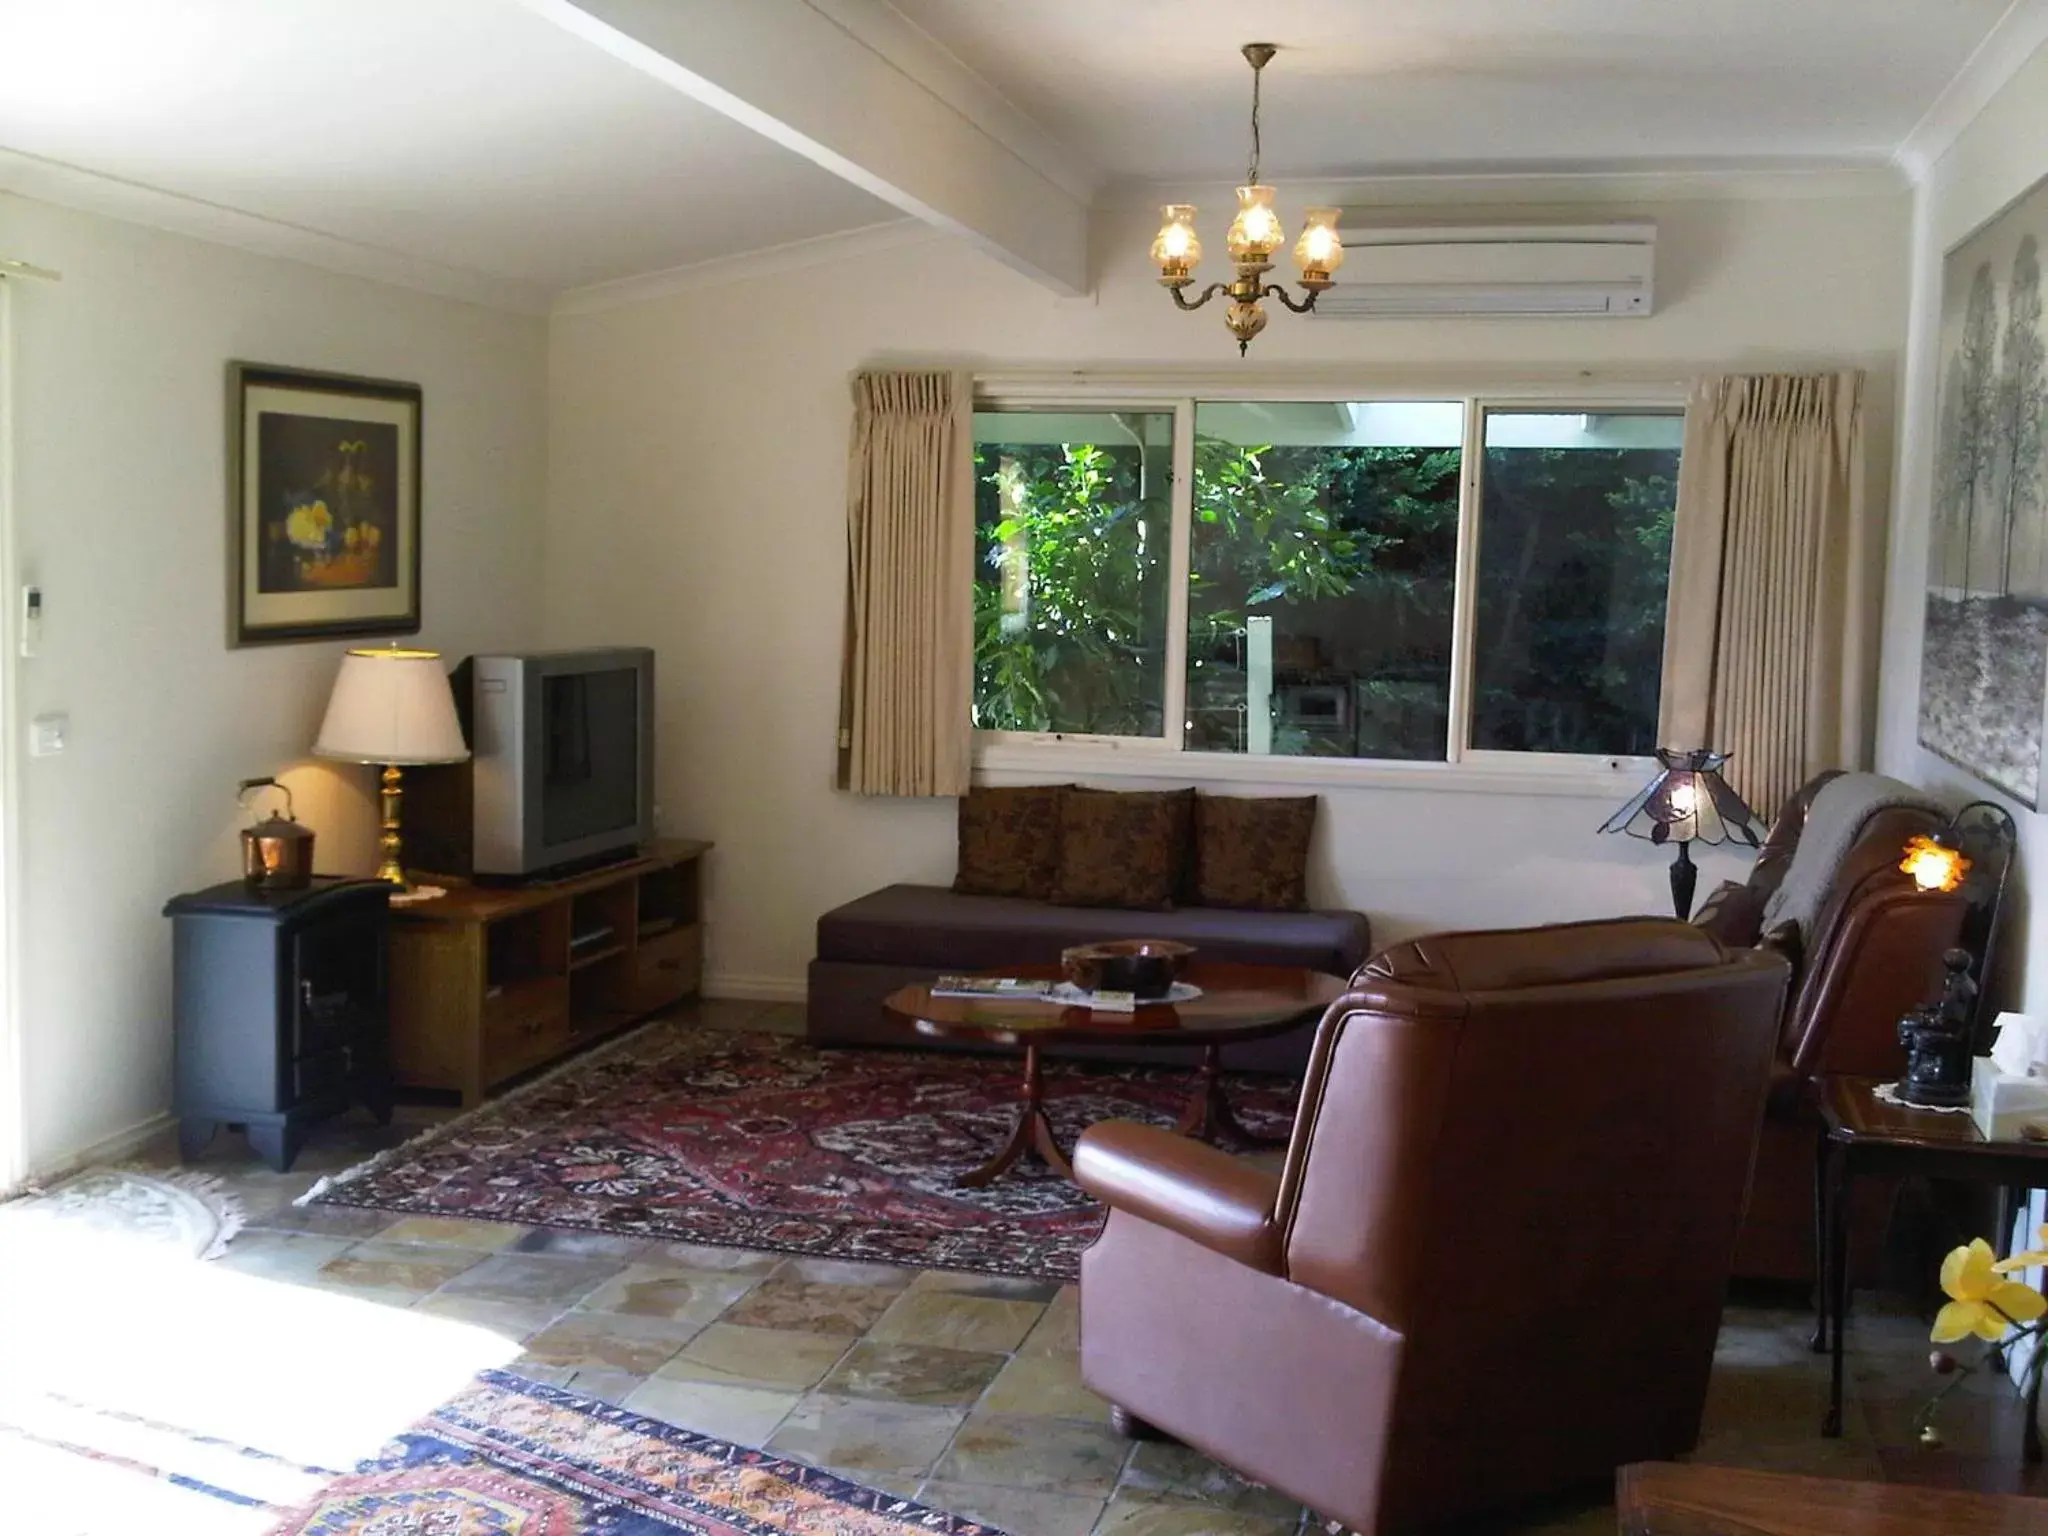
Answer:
[515, 0, 1093, 296]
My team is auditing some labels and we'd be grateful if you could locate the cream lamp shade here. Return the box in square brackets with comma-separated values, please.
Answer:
[313, 647, 469, 765]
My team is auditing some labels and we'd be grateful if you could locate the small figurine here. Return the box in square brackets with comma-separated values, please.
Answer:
[1897, 948, 1978, 1107]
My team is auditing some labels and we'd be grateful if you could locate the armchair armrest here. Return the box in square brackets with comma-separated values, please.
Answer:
[1073, 1120, 1284, 1274]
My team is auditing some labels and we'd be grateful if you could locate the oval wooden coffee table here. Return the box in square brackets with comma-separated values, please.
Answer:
[883, 962, 1347, 1187]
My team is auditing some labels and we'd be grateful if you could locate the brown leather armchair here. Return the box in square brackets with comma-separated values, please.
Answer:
[1692, 771, 1968, 1281]
[1073, 918, 1790, 1535]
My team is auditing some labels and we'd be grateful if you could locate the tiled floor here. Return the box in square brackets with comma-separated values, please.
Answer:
[83, 998, 2048, 1534]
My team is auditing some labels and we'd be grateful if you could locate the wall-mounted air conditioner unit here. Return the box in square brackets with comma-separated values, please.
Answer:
[1313, 222, 1656, 319]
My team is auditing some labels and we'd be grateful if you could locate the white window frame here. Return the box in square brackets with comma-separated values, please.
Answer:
[971, 374, 1686, 797]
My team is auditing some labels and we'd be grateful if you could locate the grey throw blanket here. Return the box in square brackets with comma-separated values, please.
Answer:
[1759, 773, 1944, 938]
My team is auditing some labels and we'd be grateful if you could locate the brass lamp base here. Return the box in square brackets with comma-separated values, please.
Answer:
[376, 763, 412, 892]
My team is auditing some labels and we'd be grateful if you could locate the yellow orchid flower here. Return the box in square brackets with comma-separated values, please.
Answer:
[1932, 1239, 2048, 1342]
[1993, 1224, 2048, 1275]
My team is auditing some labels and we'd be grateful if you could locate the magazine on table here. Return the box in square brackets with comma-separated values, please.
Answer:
[930, 975, 1054, 1000]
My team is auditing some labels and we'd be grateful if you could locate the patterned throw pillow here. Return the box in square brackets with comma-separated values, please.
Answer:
[1049, 788, 1191, 911]
[1192, 794, 1318, 911]
[953, 785, 1067, 900]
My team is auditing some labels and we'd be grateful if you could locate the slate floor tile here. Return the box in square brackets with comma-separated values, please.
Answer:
[818, 1339, 1007, 1407]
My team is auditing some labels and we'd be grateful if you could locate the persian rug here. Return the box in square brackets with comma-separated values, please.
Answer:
[306, 1027, 1298, 1279]
[0, 1371, 1006, 1534]
[0, 1167, 244, 1259]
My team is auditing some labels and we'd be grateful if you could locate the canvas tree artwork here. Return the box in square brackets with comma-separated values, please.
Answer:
[1920, 174, 2048, 806]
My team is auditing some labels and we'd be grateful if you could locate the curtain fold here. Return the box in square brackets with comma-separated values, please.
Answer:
[837, 369, 974, 797]
[1658, 371, 1872, 815]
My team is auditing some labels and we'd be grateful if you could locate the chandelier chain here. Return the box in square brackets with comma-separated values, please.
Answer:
[1247, 59, 1262, 185]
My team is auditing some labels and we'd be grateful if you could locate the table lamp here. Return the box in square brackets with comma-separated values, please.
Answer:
[1599, 748, 1762, 919]
[314, 646, 469, 891]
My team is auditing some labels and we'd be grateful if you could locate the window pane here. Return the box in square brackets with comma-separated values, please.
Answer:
[1470, 411, 1682, 755]
[972, 410, 1173, 735]
[1186, 401, 1462, 760]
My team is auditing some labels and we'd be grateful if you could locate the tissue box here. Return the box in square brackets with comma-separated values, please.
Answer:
[1971, 1056, 2048, 1141]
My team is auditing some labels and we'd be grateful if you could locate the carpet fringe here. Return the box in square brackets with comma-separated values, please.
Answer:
[298, 1019, 668, 1208]
[141, 1167, 247, 1260]
[10, 1166, 248, 1261]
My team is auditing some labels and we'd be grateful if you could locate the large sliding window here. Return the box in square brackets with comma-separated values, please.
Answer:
[1470, 410, 1683, 758]
[972, 409, 1174, 737]
[972, 391, 1682, 771]
[1188, 401, 1462, 760]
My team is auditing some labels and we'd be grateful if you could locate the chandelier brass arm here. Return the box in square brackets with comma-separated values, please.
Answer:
[1167, 282, 1324, 315]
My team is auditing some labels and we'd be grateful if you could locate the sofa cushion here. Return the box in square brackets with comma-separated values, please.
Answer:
[816, 884, 1371, 976]
[954, 784, 1067, 900]
[1193, 793, 1317, 911]
[1049, 787, 1191, 911]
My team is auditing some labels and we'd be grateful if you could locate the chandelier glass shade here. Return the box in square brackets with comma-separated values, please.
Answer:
[1152, 44, 1342, 355]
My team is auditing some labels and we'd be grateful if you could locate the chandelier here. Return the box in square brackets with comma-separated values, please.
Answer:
[1151, 43, 1343, 356]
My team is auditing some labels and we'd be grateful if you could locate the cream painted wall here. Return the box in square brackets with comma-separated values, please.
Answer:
[546, 188, 1913, 996]
[4, 193, 547, 1173]
[1877, 36, 2048, 1018]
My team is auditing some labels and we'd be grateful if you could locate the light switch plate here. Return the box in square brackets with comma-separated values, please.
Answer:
[29, 712, 66, 756]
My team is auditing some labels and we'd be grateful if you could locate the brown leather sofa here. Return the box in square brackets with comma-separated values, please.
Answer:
[1692, 772, 1967, 1281]
[1073, 918, 1790, 1534]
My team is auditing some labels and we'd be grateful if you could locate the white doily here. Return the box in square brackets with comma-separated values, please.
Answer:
[1873, 1081, 1973, 1114]
[1046, 981, 1204, 1007]
[391, 884, 447, 905]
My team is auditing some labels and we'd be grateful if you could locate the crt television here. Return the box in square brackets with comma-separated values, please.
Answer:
[454, 648, 655, 878]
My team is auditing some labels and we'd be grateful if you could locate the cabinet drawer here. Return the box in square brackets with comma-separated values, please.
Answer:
[631, 923, 701, 1012]
[482, 976, 570, 1083]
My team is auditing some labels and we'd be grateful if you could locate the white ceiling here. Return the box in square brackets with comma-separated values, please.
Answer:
[0, 0, 2030, 308]
[886, 0, 2016, 180]
[0, 0, 892, 296]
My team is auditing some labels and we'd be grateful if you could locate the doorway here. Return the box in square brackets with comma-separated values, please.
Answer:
[0, 272, 23, 1194]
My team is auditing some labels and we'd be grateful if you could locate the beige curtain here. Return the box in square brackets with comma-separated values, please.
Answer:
[1658, 372, 1874, 815]
[837, 369, 974, 797]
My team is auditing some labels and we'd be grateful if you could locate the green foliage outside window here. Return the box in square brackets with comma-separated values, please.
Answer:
[972, 428, 1676, 757]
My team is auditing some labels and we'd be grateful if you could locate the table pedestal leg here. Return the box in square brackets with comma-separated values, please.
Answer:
[957, 1043, 1072, 1188]
[1810, 1127, 1830, 1354]
[1175, 1043, 1288, 1147]
[1822, 1142, 1851, 1438]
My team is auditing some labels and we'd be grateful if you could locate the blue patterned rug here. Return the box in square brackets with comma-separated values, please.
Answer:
[2, 1370, 1005, 1534]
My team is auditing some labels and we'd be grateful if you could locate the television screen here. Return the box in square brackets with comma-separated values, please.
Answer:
[540, 668, 641, 846]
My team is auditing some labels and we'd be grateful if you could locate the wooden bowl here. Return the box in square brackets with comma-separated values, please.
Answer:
[1061, 939, 1195, 1000]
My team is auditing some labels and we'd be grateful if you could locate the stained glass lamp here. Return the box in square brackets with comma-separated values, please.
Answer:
[1599, 748, 1763, 919]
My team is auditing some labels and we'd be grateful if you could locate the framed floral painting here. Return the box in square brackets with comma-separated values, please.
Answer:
[230, 362, 422, 646]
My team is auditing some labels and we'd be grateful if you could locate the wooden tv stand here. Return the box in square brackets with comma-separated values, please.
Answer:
[388, 839, 710, 1106]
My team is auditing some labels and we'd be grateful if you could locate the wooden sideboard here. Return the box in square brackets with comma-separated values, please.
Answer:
[1618, 1462, 2048, 1535]
[388, 839, 710, 1105]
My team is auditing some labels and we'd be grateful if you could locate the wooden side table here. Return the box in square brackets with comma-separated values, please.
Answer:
[1618, 1461, 2048, 1534]
[1813, 1075, 2048, 1447]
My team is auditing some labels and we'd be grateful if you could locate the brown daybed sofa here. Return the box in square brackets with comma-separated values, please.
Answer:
[806, 883, 1372, 1074]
